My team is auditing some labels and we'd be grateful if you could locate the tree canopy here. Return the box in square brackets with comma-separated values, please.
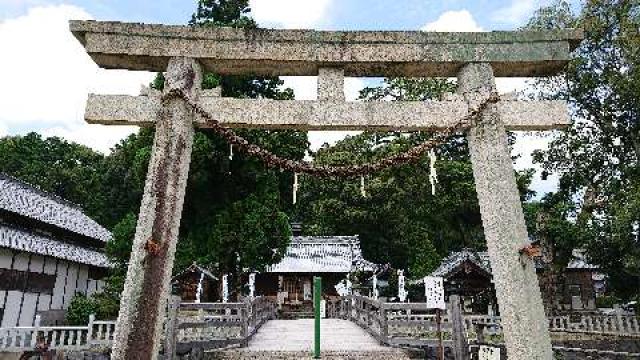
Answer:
[0, 0, 307, 312]
[297, 78, 535, 278]
[106, 0, 307, 284]
[526, 0, 640, 301]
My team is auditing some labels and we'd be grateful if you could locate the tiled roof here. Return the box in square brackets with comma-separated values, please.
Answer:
[0, 174, 111, 242]
[172, 263, 219, 281]
[0, 224, 110, 268]
[430, 249, 492, 278]
[431, 248, 597, 279]
[267, 236, 376, 273]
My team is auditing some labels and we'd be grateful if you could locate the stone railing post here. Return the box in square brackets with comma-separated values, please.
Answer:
[615, 307, 624, 333]
[30, 315, 41, 348]
[87, 314, 95, 347]
[380, 305, 389, 344]
[111, 57, 202, 360]
[449, 295, 469, 360]
[164, 296, 181, 360]
[241, 305, 249, 346]
[459, 63, 553, 359]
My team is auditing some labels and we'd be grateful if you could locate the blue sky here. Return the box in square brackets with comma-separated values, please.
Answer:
[0, 0, 582, 197]
[2, 0, 581, 29]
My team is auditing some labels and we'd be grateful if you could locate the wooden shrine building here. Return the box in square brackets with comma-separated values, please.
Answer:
[432, 248, 601, 315]
[0, 173, 111, 326]
[256, 236, 376, 306]
[429, 250, 496, 314]
[171, 263, 219, 303]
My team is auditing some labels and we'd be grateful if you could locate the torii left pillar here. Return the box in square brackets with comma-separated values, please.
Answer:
[112, 57, 201, 360]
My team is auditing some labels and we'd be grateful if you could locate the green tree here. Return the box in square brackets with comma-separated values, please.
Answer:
[89, 213, 138, 320]
[191, 0, 256, 28]
[527, 0, 640, 300]
[0, 132, 106, 221]
[186, 176, 291, 291]
[99, 0, 308, 303]
[97, 129, 155, 228]
[65, 294, 98, 325]
[301, 78, 520, 277]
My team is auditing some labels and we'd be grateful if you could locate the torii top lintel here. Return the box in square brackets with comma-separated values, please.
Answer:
[70, 20, 582, 78]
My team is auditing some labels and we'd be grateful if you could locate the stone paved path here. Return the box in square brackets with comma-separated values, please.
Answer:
[246, 319, 388, 352]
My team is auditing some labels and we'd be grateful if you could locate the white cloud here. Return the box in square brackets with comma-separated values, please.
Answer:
[0, 5, 153, 153]
[282, 76, 317, 100]
[421, 10, 484, 32]
[495, 78, 530, 96]
[345, 78, 366, 102]
[492, 0, 551, 27]
[308, 131, 359, 151]
[282, 76, 366, 102]
[512, 133, 559, 199]
[42, 125, 140, 154]
[249, 0, 332, 29]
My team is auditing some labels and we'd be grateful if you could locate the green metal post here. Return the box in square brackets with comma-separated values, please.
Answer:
[314, 276, 321, 359]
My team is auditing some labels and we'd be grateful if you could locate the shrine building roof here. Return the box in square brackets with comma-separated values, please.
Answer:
[266, 236, 376, 274]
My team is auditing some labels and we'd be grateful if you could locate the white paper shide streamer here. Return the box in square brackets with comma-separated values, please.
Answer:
[248, 273, 256, 300]
[372, 274, 379, 300]
[195, 272, 205, 304]
[222, 274, 229, 303]
[429, 149, 438, 195]
[360, 176, 366, 197]
[398, 270, 407, 302]
[293, 173, 299, 204]
[335, 279, 349, 297]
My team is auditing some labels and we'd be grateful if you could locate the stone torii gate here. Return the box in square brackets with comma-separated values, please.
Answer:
[70, 21, 582, 359]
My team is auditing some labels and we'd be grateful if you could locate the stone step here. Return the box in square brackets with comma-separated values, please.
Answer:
[206, 350, 424, 360]
[278, 312, 315, 320]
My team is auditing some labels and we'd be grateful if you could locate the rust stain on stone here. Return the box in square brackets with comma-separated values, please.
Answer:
[144, 238, 161, 256]
[124, 111, 190, 359]
[183, 67, 195, 93]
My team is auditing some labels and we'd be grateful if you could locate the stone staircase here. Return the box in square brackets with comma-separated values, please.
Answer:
[205, 319, 424, 359]
[207, 350, 423, 359]
[278, 303, 315, 320]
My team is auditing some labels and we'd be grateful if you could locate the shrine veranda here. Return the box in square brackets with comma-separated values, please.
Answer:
[70, 20, 583, 360]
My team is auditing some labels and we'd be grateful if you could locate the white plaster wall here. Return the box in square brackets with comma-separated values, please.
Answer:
[50, 260, 68, 310]
[0, 248, 12, 268]
[0, 248, 107, 327]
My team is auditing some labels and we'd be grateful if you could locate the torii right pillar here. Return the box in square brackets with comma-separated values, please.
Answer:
[460, 63, 553, 359]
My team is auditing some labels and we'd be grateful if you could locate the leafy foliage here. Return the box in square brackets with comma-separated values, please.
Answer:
[526, 0, 640, 300]
[359, 78, 456, 101]
[299, 78, 535, 278]
[188, 179, 291, 285]
[98, 0, 308, 303]
[190, 0, 256, 28]
[0, 133, 105, 222]
[0, 0, 307, 316]
[65, 294, 98, 325]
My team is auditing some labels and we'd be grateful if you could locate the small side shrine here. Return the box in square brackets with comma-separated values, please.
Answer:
[256, 236, 376, 306]
[430, 250, 496, 314]
[172, 263, 219, 303]
[432, 248, 601, 314]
